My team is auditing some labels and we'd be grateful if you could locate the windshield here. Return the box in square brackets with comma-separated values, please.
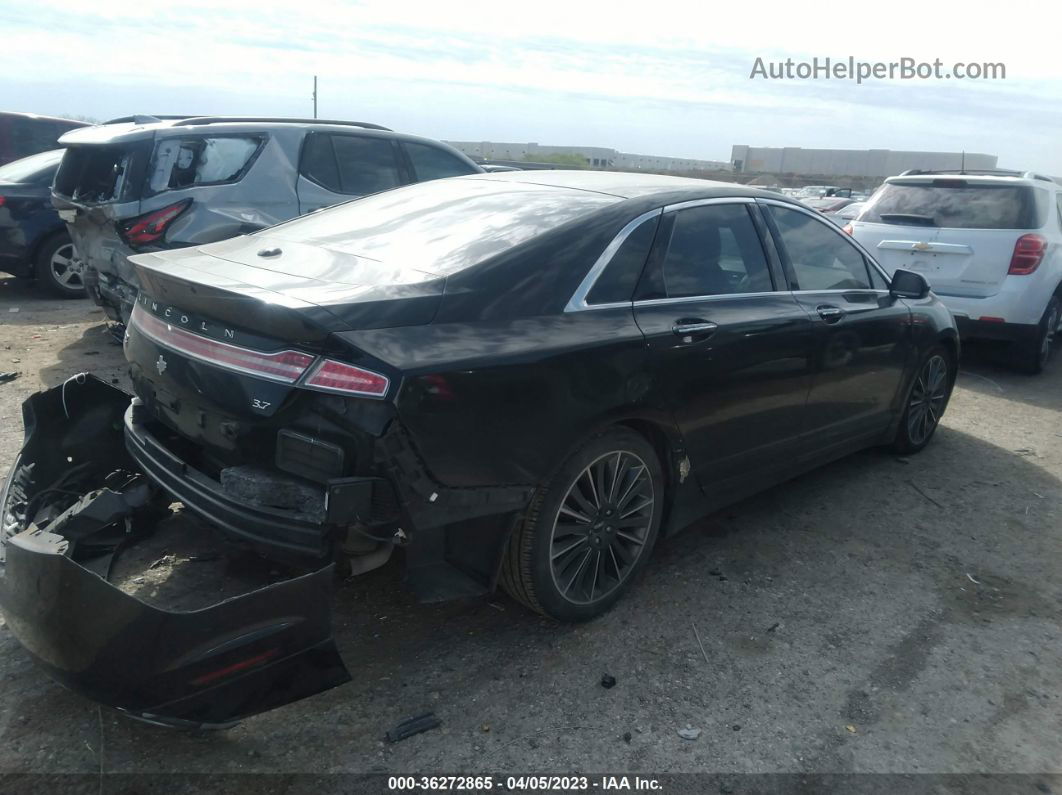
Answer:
[862, 180, 1048, 229]
[264, 177, 618, 275]
[0, 149, 63, 184]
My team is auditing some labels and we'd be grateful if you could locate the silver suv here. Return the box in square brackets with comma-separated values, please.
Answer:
[52, 115, 482, 321]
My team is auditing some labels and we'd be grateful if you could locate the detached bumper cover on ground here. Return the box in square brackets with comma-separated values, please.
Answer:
[0, 375, 351, 727]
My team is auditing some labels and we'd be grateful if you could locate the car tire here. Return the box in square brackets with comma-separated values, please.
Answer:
[892, 345, 954, 455]
[1015, 296, 1060, 375]
[500, 427, 664, 621]
[35, 233, 87, 299]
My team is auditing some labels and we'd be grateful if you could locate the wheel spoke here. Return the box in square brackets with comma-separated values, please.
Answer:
[615, 466, 647, 510]
[563, 549, 593, 594]
[606, 452, 623, 503]
[551, 536, 588, 562]
[620, 497, 653, 518]
[615, 529, 645, 545]
[559, 504, 592, 524]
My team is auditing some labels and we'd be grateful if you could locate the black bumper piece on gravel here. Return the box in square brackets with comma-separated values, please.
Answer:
[0, 375, 351, 727]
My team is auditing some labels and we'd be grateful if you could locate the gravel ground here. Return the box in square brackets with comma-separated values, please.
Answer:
[0, 274, 1059, 789]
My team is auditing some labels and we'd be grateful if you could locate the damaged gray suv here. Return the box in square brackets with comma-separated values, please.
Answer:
[52, 115, 482, 322]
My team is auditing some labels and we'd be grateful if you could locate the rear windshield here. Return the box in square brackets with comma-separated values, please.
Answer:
[54, 141, 152, 203]
[862, 180, 1048, 229]
[264, 178, 618, 275]
[0, 149, 63, 184]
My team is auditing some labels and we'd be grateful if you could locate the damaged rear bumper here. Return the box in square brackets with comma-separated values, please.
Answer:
[0, 375, 351, 727]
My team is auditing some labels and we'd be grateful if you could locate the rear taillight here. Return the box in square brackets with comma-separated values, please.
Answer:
[131, 304, 314, 383]
[842, 223, 853, 235]
[0, 195, 6, 207]
[303, 359, 390, 398]
[119, 199, 191, 247]
[1008, 234, 1047, 275]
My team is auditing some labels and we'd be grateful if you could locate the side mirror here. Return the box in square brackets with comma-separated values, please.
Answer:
[890, 268, 930, 299]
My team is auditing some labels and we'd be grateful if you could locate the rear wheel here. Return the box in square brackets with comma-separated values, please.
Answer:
[35, 234, 86, 298]
[501, 428, 663, 621]
[892, 346, 953, 454]
[1015, 296, 1060, 375]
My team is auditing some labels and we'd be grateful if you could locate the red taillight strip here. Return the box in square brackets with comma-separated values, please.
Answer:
[130, 304, 315, 383]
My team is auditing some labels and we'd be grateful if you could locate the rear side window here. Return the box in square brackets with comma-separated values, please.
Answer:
[650, 204, 773, 299]
[333, 135, 401, 195]
[586, 214, 660, 305]
[862, 181, 1048, 229]
[404, 142, 477, 181]
[300, 133, 401, 195]
[769, 205, 871, 291]
[147, 136, 262, 195]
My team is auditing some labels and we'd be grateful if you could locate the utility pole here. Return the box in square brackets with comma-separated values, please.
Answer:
[312, 76, 318, 119]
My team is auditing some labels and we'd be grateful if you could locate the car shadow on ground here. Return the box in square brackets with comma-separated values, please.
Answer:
[2, 421, 1059, 778]
[0, 274, 95, 327]
[955, 340, 1061, 412]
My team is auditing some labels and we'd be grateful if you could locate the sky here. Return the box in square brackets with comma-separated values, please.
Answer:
[4, 0, 1061, 173]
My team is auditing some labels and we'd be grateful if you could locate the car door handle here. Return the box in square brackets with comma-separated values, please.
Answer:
[816, 305, 845, 323]
[672, 320, 718, 337]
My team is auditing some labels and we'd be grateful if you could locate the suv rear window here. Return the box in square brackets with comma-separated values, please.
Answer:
[404, 141, 478, 181]
[862, 180, 1048, 229]
[147, 136, 263, 195]
[53, 141, 152, 203]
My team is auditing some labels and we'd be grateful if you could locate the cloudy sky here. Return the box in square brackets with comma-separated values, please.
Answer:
[6, 0, 1061, 172]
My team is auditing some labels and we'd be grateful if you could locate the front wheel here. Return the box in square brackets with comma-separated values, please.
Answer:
[500, 428, 664, 621]
[892, 346, 953, 454]
[35, 234, 87, 298]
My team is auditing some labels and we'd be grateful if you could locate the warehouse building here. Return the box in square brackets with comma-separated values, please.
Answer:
[446, 141, 731, 172]
[731, 146, 997, 178]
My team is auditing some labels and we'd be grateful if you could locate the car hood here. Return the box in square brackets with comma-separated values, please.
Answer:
[130, 233, 446, 333]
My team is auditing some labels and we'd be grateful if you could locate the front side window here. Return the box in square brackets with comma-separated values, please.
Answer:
[404, 142, 477, 181]
[769, 205, 871, 291]
[148, 136, 262, 194]
[655, 204, 773, 299]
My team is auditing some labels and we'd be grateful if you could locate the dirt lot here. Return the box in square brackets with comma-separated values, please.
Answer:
[0, 274, 1059, 789]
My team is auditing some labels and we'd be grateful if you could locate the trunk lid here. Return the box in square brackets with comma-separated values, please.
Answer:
[852, 177, 1051, 298]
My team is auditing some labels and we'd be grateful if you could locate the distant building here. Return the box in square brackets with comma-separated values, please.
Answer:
[446, 141, 732, 173]
[731, 146, 997, 178]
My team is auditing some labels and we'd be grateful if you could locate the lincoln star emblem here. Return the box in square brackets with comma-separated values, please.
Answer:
[156, 355, 167, 375]
[913, 241, 931, 251]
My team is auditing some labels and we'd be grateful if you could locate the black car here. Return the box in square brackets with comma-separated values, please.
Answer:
[0, 171, 958, 726]
[0, 149, 86, 296]
[0, 111, 88, 166]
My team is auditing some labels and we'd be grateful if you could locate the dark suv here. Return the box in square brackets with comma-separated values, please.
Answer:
[52, 116, 483, 321]
[0, 111, 88, 166]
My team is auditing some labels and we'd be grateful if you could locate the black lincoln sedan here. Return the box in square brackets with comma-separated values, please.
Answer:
[0, 171, 958, 726]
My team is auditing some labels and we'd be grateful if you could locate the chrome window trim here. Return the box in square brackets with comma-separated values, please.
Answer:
[565, 208, 662, 312]
[662, 196, 757, 213]
[632, 291, 778, 308]
[756, 197, 893, 287]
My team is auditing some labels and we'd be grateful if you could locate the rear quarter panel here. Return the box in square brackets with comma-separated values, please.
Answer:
[345, 308, 659, 487]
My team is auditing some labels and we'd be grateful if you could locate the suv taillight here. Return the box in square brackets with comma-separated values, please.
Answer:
[119, 199, 191, 247]
[1008, 234, 1047, 275]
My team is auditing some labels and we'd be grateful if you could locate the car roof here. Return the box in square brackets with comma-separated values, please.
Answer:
[56, 116, 445, 147]
[0, 111, 89, 126]
[465, 169, 784, 201]
[886, 171, 1058, 187]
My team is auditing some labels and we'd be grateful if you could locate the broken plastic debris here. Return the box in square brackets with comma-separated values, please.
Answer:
[600, 673, 616, 689]
[677, 727, 701, 741]
[0, 372, 21, 384]
[845, 724, 857, 733]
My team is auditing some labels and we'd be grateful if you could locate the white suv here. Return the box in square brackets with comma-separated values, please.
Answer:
[849, 170, 1061, 373]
